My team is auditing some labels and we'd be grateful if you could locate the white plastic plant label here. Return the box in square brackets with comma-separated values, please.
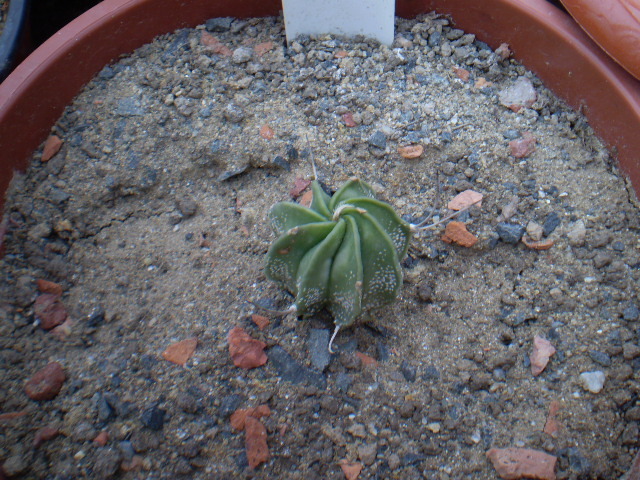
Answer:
[282, 0, 395, 46]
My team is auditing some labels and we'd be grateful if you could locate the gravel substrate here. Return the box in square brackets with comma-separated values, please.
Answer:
[1, 13, 640, 480]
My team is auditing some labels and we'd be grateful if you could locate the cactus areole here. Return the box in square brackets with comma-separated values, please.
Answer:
[265, 178, 412, 338]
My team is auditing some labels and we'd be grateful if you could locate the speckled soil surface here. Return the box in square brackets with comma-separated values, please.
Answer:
[2, 14, 640, 480]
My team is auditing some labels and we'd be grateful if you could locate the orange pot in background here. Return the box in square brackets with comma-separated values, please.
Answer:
[0, 0, 639, 216]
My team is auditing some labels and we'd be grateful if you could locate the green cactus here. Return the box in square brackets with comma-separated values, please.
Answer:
[265, 178, 412, 348]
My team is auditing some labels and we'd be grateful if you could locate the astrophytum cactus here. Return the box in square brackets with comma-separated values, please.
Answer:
[265, 178, 412, 348]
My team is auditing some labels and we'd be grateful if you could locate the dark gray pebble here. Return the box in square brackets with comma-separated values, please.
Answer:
[428, 31, 442, 47]
[272, 155, 291, 171]
[309, 328, 331, 372]
[118, 440, 136, 461]
[268, 345, 327, 389]
[368, 130, 387, 149]
[400, 360, 417, 382]
[503, 129, 521, 140]
[542, 212, 561, 236]
[589, 350, 612, 367]
[205, 17, 233, 32]
[496, 222, 525, 244]
[623, 304, 640, 321]
[141, 404, 166, 431]
[218, 394, 243, 418]
[335, 372, 353, 392]
[422, 365, 440, 382]
[612, 241, 625, 252]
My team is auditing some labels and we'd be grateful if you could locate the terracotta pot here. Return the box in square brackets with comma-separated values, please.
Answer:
[0, 0, 639, 220]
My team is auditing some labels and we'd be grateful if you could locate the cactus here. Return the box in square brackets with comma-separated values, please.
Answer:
[265, 178, 412, 349]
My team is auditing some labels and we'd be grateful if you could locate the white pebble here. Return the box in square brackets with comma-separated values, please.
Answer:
[579, 371, 605, 393]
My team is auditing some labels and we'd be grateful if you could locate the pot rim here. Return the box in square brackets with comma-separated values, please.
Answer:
[0, 0, 639, 217]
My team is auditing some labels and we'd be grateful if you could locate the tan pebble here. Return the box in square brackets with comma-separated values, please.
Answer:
[397, 144, 424, 159]
[526, 221, 544, 241]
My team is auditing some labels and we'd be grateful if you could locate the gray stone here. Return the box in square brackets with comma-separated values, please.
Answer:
[358, 443, 377, 466]
[368, 130, 387, 150]
[400, 360, 417, 382]
[498, 76, 537, 109]
[496, 222, 525, 244]
[223, 103, 245, 123]
[232, 46, 253, 64]
[92, 447, 123, 479]
[308, 329, 331, 372]
[268, 345, 327, 389]
[542, 212, 561, 236]
[624, 304, 640, 321]
[205, 17, 233, 32]
[588, 350, 611, 367]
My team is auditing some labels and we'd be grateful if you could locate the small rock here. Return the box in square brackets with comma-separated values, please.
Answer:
[340, 460, 363, 480]
[579, 371, 605, 393]
[567, 220, 586, 247]
[2, 452, 28, 476]
[509, 132, 536, 158]
[357, 443, 377, 466]
[25, 362, 66, 401]
[218, 394, 243, 418]
[623, 342, 640, 360]
[416, 282, 433, 302]
[73, 422, 98, 442]
[223, 103, 245, 123]
[589, 350, 611, 367]
[525, 221, 544, 241]
[92, 447, 123, 479]
[308, 329, 331, 372]
[486, 447, 556, 480]
[347, 423, 367, 438]
[176, 392, 199, 414]
[589, 231, 611, 248]
[388, 453, 401, 470]
[140, 404, 166, 431]
[232, 46, 253, 64]
[368, 131, 387, 150]
[335, 372, 352, 392]
[530, 335, 556, 376]
[176, 196, 197, 218]
[498, 76, 537, 111]
[398, 144, 423, 159]
[162, 338, 198, 366]
[268, 345, 326, 389]
[496, 222, 525, 244]
[623, 304, 640, 321]
[34, 293, 67, 330]
[130, 430, 160, 453]
[400, 360, 417, 382]
[228, 327, 267, 369]
[593, 251, 613, 269]
[205, 17, 233, 32]
[245, 416, 269, 469]
[41, 135, 63, 162]
[441, 221, 478, 247]
[621, 422, 639, 445]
